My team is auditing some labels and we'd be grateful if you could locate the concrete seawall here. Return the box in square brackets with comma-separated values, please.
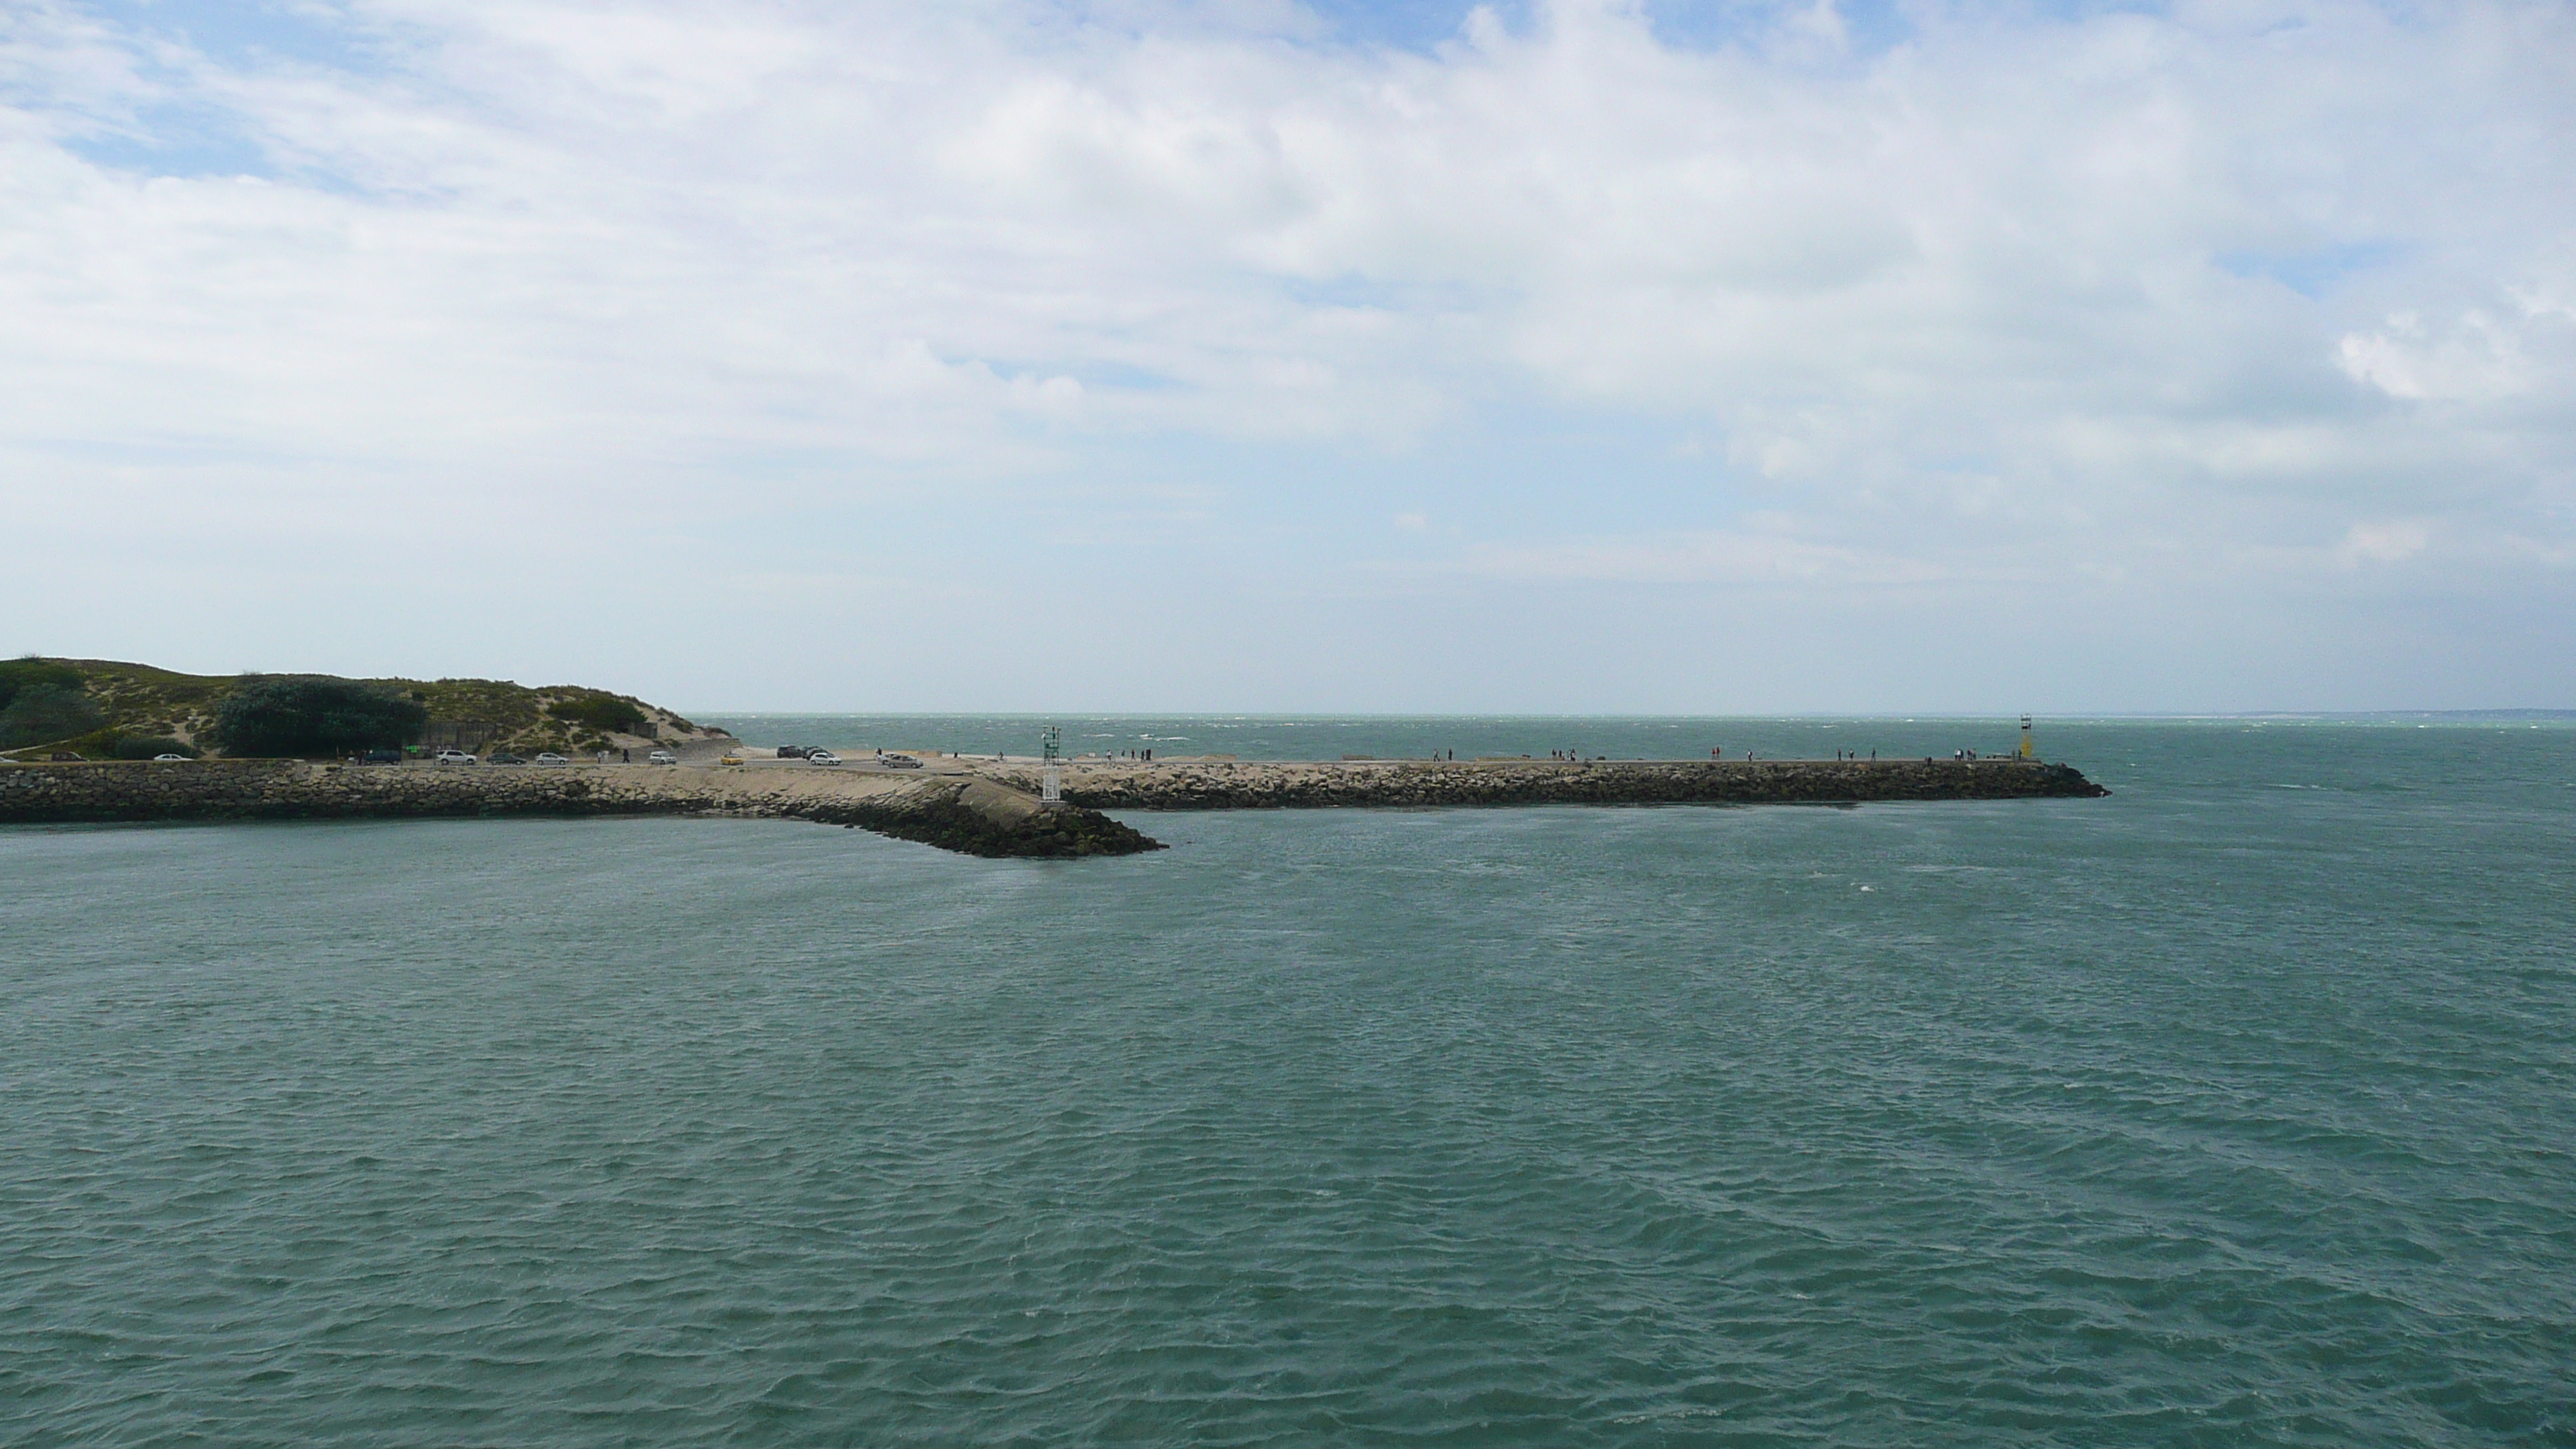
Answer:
[0, 760, 1163, 858]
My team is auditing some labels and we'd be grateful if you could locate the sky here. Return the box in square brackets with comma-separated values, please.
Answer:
[2, 0, 2569, 713]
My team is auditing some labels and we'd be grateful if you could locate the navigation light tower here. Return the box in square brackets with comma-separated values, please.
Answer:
[1040, 725, 1065, 808]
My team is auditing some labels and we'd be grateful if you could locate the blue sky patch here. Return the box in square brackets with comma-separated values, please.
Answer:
[2218, 242, 2403, 298]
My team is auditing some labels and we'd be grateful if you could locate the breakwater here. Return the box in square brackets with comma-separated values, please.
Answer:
[0, 756, 2108, 858]
[985, 757, 2110, 810]
[0, 761, 1161, 858]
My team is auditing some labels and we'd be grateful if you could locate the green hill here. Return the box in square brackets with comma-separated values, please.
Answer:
[0, 658, 728, 760]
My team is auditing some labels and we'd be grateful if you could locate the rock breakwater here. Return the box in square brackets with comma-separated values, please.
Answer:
[985, 757, 2111, 810]
[789, 778, 1165, 858]
[1, 755, 2106, 858]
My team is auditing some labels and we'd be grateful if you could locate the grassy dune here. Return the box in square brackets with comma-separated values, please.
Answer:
[0, 659, 722, 760]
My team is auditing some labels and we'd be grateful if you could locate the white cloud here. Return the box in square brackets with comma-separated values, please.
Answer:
[2337, 519, 2431, 566]
[0, 0, 2571, 707]
[1451, 526, 1960, 588]
[2337, 300, 2571, 406]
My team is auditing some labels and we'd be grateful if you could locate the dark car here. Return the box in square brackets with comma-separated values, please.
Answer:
[488, 752, 529, 766]
[48, 752, 84, 762]
[777, 745, 812, 759]
[363, 749, 403, 764]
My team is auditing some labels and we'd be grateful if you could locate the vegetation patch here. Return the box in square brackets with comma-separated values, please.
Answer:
[210, 677, 431, 758]
[388, 678, 549, 736]
[548, 692, 649, 735]
[0, 673, 104, 749]
[1, 657, 724, 759]
[111, 736, 197, 760]
[0, 658, 84, 712]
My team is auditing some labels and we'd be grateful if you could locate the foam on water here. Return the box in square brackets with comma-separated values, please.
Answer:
[3, 721, 2570, 1445]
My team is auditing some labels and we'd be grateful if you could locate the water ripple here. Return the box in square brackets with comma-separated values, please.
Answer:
[5, 724, 2573, 1445]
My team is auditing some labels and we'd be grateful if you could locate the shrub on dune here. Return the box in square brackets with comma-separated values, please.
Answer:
[210, 676, 429, 758]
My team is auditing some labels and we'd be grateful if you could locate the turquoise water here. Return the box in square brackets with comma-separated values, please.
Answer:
[4, 721, 2571, 1445]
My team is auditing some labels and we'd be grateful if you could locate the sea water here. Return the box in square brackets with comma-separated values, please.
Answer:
[3, 720, 2569, 1446]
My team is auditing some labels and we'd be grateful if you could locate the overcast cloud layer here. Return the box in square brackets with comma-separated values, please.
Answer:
[3, 0, 2570, 711]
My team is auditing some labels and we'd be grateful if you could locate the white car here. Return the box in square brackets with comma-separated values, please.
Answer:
[434, 749, 478, 765]
[807, 749, 841, 766]
[648, 749, 679, 766]
[152, 753, 189, 762]
[533, 752, 568, 766]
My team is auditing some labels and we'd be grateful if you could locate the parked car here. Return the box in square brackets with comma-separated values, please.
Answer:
[807, 749, 841, 766]
[533, 752, 568, 766]
[488, 752, 528, 766]
[152, 753, 189, 762]
[648, 749, 679, 766]
[434, 749, 477, 765]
